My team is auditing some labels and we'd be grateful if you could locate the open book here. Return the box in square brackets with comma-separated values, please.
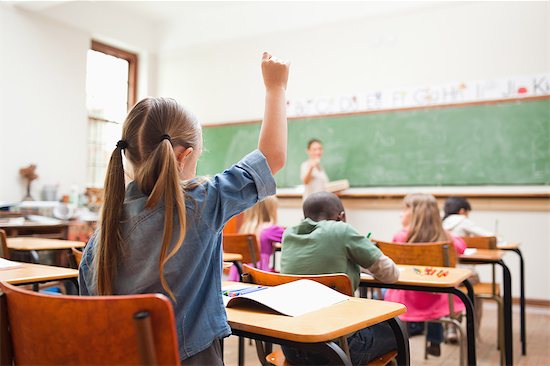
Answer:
[223, 280, 349, 317]
[326, 179, 350, 193]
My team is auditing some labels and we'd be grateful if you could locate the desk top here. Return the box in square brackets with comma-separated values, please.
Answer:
[496, 242, 520, 250]
[459, 248, 505, 262]
[0, 221, 68, 228]
[226, 295, 405, 343]
[0, 262, 78, 285]
[361, 265, 472, 288]
[7, 237, 85, 251]
[223, 253, 243, 262]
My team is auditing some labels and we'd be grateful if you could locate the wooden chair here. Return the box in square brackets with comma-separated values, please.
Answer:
[241, 264, 397, 366]
[223, 233, 260, 268]
[70, 247, 83, 268]
[0, 281, 180, 365]
[459, 236, 504, 354]
[0, 229, 10, 259]
[375, 241, 466, 365]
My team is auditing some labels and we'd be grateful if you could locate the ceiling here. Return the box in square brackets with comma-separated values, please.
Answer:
[10, 1, 443, 51]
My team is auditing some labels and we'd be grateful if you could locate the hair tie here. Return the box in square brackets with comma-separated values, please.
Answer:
[160, 134, 173, 145]
[116, 140, 128, 150]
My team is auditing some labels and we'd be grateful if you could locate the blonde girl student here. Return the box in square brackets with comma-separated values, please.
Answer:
[79, 52, 290, 364]
[228, 196, 284, 280]
[384, 193, 466, 357]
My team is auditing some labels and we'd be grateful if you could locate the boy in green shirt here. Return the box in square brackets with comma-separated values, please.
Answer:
[281, 192, 399, 365]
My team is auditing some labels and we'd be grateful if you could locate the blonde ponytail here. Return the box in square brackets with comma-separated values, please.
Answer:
[96, 141, 127, 296]
[136, 138, 186, 300]
[94, 97, 201, 301]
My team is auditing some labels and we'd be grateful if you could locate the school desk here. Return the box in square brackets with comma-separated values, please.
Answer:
[0, 221, 69, 239]
[224, 281, 410, 365]
[0, 261, 78, 287]
[459, 249, 514, 365]
[6, 237, 85, 270]
[360, 265, 477, 366]
[495, 242, 526, 355]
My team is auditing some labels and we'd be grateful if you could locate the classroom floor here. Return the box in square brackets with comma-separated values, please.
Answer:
[222, 303, 550, 365]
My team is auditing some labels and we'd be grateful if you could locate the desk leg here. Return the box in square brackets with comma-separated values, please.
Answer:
[231, 330, 352, 365]
[451, 286, 476, 366]
[508, 248, 526, 355]
[387, 317, 410, 366]
[234, 261, 243, 282]
[498, 260, 513, 365]
[238, 336, 244, 366]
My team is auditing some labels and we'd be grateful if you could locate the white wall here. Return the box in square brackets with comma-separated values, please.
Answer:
[157, 1, 549, 124]
[0, 5, 89, 202]
[0, 4, 158, 202]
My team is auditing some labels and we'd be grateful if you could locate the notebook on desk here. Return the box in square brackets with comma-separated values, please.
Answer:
[223, 280, 349, 317]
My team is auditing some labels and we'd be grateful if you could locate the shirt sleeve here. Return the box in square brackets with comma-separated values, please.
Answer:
[365, 254, 400, 283]
[203, 149, 276, 232]
[300, 161, 308, 182]
[343, 224, 383, 269]
[463, 218, 495, 237]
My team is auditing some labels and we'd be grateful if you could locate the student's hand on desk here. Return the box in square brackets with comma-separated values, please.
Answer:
[261, 52, 290, 91]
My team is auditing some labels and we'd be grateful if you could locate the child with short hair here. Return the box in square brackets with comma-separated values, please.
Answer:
[79, 52, 290, 364]
[385, 193, 467, 356]
[443, 196, 495, 237]
[281, 191, 399, 365]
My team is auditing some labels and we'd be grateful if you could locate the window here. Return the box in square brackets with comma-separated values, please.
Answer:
[86, 41, 137, 187]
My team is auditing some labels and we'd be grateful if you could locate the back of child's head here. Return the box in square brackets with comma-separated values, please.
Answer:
[303, 192, 344, 222]
[443, 196, 472, 220]
[404, 193, 448, 243]
[239, 196, 278, 234]
[96, 97, 201, 299]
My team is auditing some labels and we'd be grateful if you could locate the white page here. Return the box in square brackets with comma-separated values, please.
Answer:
[0, 258, 23, 270]
[463, 248, 477, 255]
[227, 279, 349, 317]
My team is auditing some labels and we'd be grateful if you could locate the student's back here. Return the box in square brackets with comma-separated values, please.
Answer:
[79, 52, 290, 364]
[280, 192, 398, 365]
[282, 218, 386, 290]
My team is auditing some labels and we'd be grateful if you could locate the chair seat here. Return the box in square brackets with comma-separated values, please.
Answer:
[459, 282, 500, 297]
[266, 349, 397, 366]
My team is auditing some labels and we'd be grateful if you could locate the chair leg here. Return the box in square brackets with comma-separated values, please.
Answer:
[424, 322, 429, 360]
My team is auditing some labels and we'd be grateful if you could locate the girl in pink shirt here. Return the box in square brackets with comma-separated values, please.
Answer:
[228, 196, 284, 281]
[384, 193, 466, 356]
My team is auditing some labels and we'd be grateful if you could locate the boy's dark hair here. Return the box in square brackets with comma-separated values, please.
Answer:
[303, 192, 344, 221]
[443, 196, 472, 220]
[307, 138, 322, 149]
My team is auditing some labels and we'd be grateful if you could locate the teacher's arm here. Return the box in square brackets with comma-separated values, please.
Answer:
[301, 159, 318, 185]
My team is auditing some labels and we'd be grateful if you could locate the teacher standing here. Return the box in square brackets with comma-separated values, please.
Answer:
[301, 139, 329, 199]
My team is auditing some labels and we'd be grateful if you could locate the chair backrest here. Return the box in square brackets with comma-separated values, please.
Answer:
[0, 281, 180, 365]
[461, 236, 497, 249]
[223, 233, 260, 265]
[0, 230, 9, 259]
[376, 240, 457, 267]
[241, 263, 354, 296]
[71, 247, 83, 268]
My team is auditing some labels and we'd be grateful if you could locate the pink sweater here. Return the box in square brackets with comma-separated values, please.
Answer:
[228, 225, 284, 281]
[384, 229, 467, 321]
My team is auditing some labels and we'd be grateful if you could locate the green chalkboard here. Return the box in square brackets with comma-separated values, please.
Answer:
[198, 99, 550, 187]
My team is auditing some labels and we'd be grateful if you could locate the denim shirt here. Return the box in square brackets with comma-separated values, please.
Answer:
[79, 150, 276, 359]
